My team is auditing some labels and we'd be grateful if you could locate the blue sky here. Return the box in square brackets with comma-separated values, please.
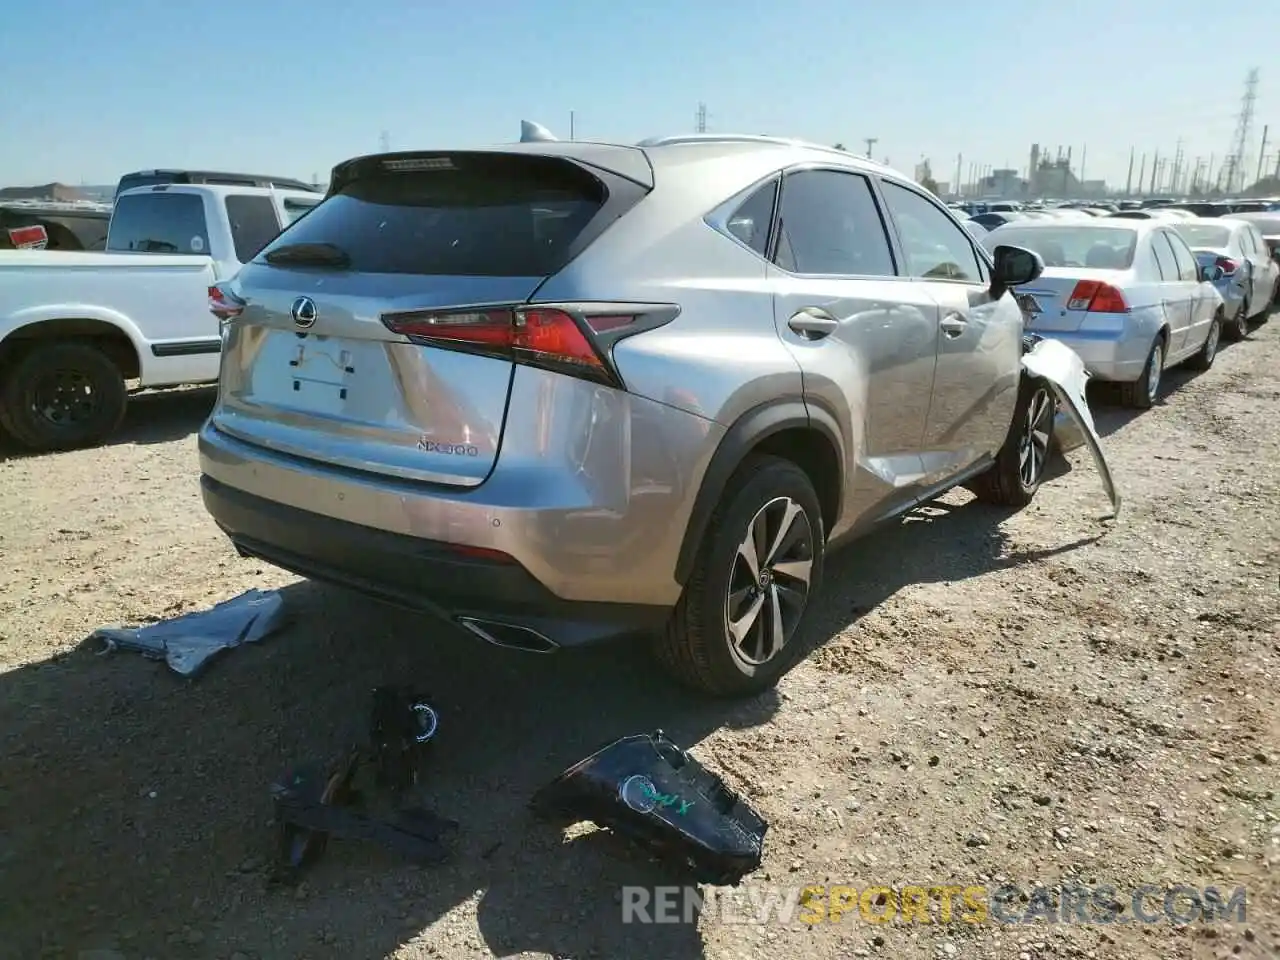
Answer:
[0, 0, 1269, 190]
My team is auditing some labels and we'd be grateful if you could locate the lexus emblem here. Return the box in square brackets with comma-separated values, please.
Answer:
[291, 296, 318, 328]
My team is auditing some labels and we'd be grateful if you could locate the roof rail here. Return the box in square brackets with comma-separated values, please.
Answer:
[635, 133, 883, 164]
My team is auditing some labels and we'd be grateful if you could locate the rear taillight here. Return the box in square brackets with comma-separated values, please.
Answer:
[1215, 256, 1239, 276]
[209, 283, 245, 321]
[1066, 280, 1128, 313]
[381, 304, 659, 385]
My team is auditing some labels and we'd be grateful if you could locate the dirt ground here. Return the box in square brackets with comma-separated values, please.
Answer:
[0, 315, 1277, 960]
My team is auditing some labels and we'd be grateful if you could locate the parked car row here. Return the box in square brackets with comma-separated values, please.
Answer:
[979, 215, 1278, 409]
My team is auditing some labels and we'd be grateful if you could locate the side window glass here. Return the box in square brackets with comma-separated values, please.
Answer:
[879, 180, 983, 281]
[774, 170, 895, 276]
[1165, 233, 1198, 281]
[225, 195, 283, 263]
[725, 179, 777, 257]
[1150, 233, 1173, 280]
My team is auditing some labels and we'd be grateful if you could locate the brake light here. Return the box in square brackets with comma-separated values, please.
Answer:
[1214, 256, 1239, 276]
[383, 306, 605, 364]
[1066, 280, 1128, 313]
[208, 283, 244, 320]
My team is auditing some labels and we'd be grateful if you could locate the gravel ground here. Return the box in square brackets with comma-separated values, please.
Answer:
[1, 315, 1277, 960]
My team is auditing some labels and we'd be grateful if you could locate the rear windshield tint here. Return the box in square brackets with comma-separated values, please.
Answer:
[1171, 223, 1230, 249]
[983, 226, 1137, 269]
[259, 159, 606, 276]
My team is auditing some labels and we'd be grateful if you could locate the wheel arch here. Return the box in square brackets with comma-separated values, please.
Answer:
[0, 315, 142, 380]
[674, 399, 844, 586]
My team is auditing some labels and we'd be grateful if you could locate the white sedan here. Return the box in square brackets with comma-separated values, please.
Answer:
[982, 220, 1226, 409]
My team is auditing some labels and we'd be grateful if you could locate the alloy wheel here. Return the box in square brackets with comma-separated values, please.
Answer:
[1147, 343, 1164, 403]
[1018, 386, 1053, 488]
[1235, 302, 1249, 338]
[725, 496, 814, 666]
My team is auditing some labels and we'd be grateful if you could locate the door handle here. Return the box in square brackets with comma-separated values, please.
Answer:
[940, 312, 968, 337]
[788, 307, 839, 339]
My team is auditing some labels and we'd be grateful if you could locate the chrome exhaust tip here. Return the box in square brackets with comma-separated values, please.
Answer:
[457, 617, 559, 654]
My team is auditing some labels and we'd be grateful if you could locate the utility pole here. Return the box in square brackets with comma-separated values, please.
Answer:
[379, 130, 391, 153]
[1136, 154, 1146, 196]
[955, 153, 963, 198]
[1125, 146, 1135, 195]
[1222, 67, 1260, 193]
[1079, 144, 1087, 192]
[570, 111, 576, 140]
[864, 137, 878, 160]
[1148, 150, 1159, 194]
[1256, 124, 1269, 186]
[695, 102, 707, 134]
[1170, 139, 1183, 194]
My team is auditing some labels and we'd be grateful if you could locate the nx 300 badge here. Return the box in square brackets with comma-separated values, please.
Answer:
[417, 438, 480, 456]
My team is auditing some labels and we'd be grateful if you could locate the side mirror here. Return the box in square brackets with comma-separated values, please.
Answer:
[1198, 264, 1224, 283]
[991, 244, 1044, 293]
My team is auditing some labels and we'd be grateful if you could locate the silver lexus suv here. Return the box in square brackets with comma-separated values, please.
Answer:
[199, 134, 1049, 697]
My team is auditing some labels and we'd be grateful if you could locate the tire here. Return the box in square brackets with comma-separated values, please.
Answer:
[1224, 298, 1249, 342]
[968, 376, 1055, 507]
[0, 342, 128, 452]
[1187, 309, 1222, 371]
[1119, 336, 1164, 410]
[656, 454, 825, 697]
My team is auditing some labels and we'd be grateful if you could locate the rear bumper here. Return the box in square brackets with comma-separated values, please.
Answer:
[201, 474, 670, 647]
[1034, 326, 1152, 383]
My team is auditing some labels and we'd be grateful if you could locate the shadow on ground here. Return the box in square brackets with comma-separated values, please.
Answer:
[0, 492, 1102, 960]
[0, 386, 215, 461]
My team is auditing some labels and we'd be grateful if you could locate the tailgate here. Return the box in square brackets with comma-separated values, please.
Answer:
[210, 149, 648, 488]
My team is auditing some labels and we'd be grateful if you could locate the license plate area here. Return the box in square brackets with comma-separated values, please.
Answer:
[286, 335, 355, 416]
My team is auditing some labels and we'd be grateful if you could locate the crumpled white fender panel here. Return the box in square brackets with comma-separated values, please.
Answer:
[1022, 337, 1121, 518]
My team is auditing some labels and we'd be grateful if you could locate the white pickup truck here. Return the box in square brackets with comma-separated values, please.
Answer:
[0, 182, 320, 451]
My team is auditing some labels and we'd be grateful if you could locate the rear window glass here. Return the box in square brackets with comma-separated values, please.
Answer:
[106, 193, 210, 255]
[260, 161, 605, 276]
[983, 226, 1137, 269]
[1171, 223, 1230, 249]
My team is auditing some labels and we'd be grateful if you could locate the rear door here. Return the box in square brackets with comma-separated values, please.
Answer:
[1151, 230, 1194, 354]
[877, 178, 1020, 474]
[1161, 229, 1203, 354]
[767, 168, 942, 522]
[212, 151, 646, 487]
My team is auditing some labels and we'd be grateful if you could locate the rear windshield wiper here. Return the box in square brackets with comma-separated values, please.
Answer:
[263, 242, 351, 268]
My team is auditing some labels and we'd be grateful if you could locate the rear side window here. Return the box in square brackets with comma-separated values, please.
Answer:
[260, 158, 606, 276]
[774, 170, 895, 276]
[107, 193, 210, 255]
[225, 194, 282, 262]
[726, 179, 777, 256]
[1164, 232, 1199, 281]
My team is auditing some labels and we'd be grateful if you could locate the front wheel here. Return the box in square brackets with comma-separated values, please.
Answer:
[657, 455, 824, 697]
[968, 376, 1055, 507]
[0, 342, 128, 452]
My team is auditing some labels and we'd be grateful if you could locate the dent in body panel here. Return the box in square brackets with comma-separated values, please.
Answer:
[202, 365, 720, 606]
[769, 274, 941, 540]
[918, 284, 1023, 484]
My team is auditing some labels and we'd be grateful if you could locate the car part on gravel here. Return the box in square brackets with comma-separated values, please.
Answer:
[271, 686, 455, 881]
[1021, 336, 1121, 518]
[530, 730, 767, 885]
[91, 588, 288, 678]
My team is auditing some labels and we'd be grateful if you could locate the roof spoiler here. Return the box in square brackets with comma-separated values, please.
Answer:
[519, 120, 559, 143]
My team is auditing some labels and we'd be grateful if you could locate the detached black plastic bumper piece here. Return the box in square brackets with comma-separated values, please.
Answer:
[530, 730, 767, 885]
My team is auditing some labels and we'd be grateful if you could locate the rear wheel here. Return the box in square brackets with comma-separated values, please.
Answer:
[968, 376, 1055, 507]
[1224, 298, 1249, 341]
[1119, 336, 1164, 410]
[1187, 309, 1222, 371]
[657, 455, 824, 697]
[0, 342, 128, 452]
